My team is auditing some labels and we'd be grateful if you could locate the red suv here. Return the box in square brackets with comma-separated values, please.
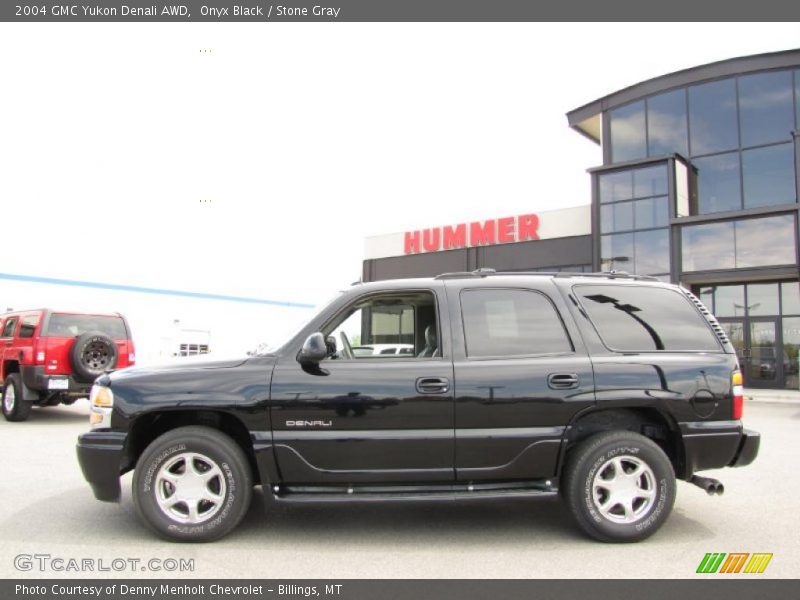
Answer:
[1, 309, 135, 421]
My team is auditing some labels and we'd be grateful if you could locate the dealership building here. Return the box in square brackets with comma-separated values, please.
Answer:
[362, 49, 800, 390]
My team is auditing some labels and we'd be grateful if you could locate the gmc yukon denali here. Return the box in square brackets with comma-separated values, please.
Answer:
[76, 271, 760, 542]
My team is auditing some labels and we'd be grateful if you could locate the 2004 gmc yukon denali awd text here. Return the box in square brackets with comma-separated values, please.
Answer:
[76, 270, 760, 543]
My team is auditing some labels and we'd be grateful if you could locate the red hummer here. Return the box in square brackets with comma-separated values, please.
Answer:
[1, 309, 135, 421]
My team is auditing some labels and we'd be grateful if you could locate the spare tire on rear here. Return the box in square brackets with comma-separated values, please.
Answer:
[70, 331, 119, 382]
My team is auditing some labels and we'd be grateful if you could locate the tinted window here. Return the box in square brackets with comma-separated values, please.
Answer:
[739, 71, 794, 148]
[681, 215, 797, 271]
[19, 315, 39, 338]
[600, 202, 633, 233]
[689, 79, 739, 155]
[634, 229, 670, 275]
[2, 318, 16, 338]
[735, 214, 796, 268]
[599, 171, 633, 203]
[634, 197, 669, 229]
[647, 89, 688, 157]
[633, 164, 668, 198]
[714, 285, 745, 317]
[742, 143, 796, 209]
[460, 289, 571, 358]
[782, 281, 800, 315]
[600, 233, 634, 272]
[576, 285, 720, 352]
[681, 221, 736, 271]
[747, 283, 780, 316]
[609, 101, 646, 163]
[45, 314, 127, 339]
[693, 152, 741, 214]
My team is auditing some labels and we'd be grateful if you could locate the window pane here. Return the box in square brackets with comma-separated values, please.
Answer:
[742, 143, 796, 208]
[735, 214, 796, 268]
[634, 229, 670, 275]
[601, 233, 634, 272]
[739, 71, 794, 148]
[747, 283, 780, 316]
[635, 196, 670, 229]
[693, 152, 741, 214]
[681, 221, 736, 271]
[647, 89, 688, 157]
[598, 170, 633, 203]
[46, 314, 127, 339]
[714, 285, 745, 317]
[782, 281, 800, 315]
[689, 79, 739, 155]
[633, 164, 668, 198]
[460, 289, 571, 357]
[600, 202, 633, 233]
[609, 101, 646, 163]
[576, 285, 720, 351]
[782, 317, 800, 389]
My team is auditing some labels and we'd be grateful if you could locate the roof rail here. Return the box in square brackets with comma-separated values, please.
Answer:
[434, 269, 660, 282]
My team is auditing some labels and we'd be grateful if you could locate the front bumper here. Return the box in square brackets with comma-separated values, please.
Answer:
[680, 420, 760, 477]
[76, 431, 126, 502]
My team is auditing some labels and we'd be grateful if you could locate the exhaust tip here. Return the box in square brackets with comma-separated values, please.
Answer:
[715, 483, 725, 496]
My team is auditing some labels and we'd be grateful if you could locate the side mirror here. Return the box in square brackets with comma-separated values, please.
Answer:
[298, 332, 328, 364]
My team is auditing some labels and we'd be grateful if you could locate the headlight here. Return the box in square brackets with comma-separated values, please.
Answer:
[89, 385, 114, 429]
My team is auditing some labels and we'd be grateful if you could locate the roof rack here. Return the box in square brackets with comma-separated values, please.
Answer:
[434, 269, 660, 282]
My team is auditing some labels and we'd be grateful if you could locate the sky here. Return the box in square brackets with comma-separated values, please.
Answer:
[1, 22, 799, 359]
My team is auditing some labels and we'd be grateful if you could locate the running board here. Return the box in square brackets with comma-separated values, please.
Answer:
[269, 482, 558, 503]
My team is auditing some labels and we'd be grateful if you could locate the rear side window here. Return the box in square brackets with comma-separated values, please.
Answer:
[575, 284, 720, 352]
[461, 289, 572, 358]
[45, 314, 127, 339]
[2, 318, 17, 338]
[19, 315, 40, 338]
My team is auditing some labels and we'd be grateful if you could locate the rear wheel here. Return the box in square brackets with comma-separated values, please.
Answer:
[132, 426, 253, 542]
[562, 431, 676, 542]
[2, 374, 32, 422]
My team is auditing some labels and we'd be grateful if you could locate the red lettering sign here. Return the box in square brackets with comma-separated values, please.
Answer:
[402, 213, 540, 255]
[470, 220, 496, 246]
[518, 214, 539, 241]
[404, 231, 420, 254]
[443, 224, 467, 250]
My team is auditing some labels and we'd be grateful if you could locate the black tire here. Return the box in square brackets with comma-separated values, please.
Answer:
[562, 431, 676, 543]
[70, 331, 118, 382]
[132, 426, 253, 542]
[2, 374, 32, 422]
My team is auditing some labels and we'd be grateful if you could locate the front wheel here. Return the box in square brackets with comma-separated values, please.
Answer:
[132, 426, 253, 542]
[562, 431, 676, 542]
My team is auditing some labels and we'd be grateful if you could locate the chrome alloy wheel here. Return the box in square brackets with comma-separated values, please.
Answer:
[3, 384, 15, 414]
[154, 452, 227, 524]
[591, 455, 656, 524]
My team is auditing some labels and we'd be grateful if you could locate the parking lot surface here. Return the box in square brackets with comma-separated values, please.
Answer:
[0, 400, 797, 578]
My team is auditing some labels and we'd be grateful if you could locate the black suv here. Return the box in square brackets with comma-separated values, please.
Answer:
[77, 271, 759, 542]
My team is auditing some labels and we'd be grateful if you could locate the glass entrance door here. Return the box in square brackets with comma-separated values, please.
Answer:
[747, 319, 782, 389]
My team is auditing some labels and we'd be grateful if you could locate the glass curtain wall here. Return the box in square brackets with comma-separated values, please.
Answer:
[607, 69, 799, 215]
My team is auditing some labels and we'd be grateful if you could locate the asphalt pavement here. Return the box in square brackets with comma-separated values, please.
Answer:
[0, 398, 797, 579]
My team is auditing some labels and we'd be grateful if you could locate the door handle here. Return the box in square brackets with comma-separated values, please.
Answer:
[548, 373, 579, 389]
[416, 377, 450, 394]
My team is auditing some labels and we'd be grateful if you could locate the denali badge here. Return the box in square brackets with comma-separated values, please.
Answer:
[286, 420, 333, 427]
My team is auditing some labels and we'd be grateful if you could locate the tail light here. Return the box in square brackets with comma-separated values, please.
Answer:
[128, 341, 136, 365]
[34, 339, 46, 364]
[732, 370, 744, 420]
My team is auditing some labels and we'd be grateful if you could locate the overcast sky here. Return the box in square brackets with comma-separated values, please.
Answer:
[1, 22, 799, 309]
